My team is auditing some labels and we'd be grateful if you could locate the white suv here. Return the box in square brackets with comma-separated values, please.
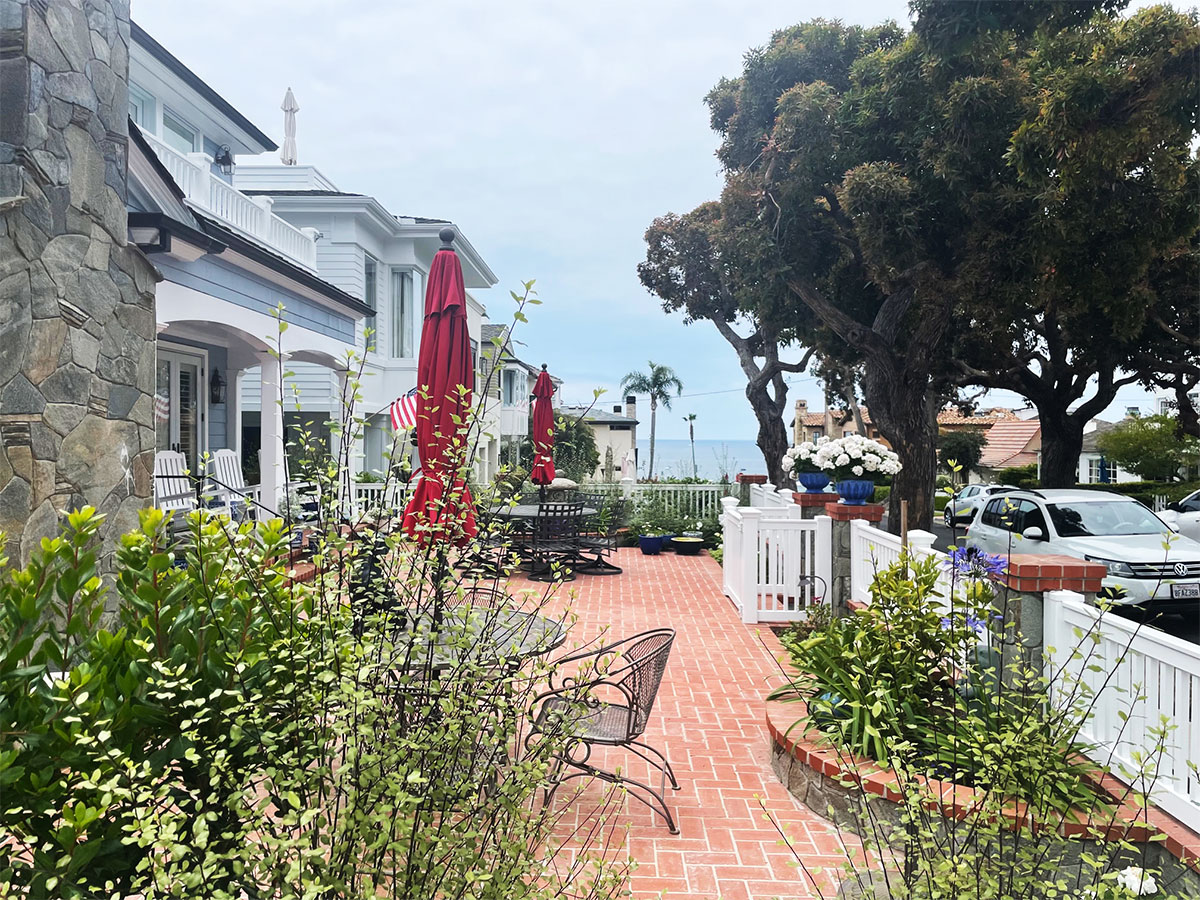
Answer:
[944, 483, 1018, 527]
[966, 489, 1200, 608]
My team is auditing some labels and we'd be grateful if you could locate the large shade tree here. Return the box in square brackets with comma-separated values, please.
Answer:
[619, 362, 682, 479]
[697, 5, 1197, 526]
[639, 204, 817, 487]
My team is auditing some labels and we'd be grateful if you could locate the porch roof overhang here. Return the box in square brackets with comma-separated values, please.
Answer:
[157, 280, 351, 373]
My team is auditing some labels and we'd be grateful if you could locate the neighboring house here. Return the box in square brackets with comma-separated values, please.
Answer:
[1077, 420, 1140, 485]
[977, 419, 1042, 475]
[125, 24, 370, 512]
[228, 168, 500, 484]
[791, 400, 1015, 447]
[558, 399, 638, 482]
[478, 323, 563, 474]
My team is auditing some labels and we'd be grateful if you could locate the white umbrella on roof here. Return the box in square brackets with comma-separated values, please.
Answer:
[280, 87, 299, 165]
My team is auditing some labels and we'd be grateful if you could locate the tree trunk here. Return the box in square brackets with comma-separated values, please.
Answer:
[689, 422, 697, 478]
[648, 398, 657, 479]
[862, 363, 939, 532]
[1175, 382, 1200, 438]
[747, 383, 794, 488]
[1038, 411, 1086, 488]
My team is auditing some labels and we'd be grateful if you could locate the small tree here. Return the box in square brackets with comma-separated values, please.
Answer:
[937, 429, 988, 485]
[1097, 414, 1200, 482]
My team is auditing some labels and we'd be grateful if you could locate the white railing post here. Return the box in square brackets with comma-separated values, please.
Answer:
[775, 487, 794, 507]
[740, 507, 762, 624]
[815, 514, 833, 606]
[620, 476, 634, 500]
[252, 194, 274, 243]
[186, 152, 214, 214]
[908, 529, 936, 556]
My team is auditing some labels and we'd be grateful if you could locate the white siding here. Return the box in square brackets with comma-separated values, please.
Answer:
[241, 363, 339, 412]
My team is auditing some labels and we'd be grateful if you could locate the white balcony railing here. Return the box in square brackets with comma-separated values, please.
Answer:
[139, 127, 318, 271]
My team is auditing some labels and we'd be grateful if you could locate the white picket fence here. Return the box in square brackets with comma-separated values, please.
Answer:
[1045, 590, 1200, 833]
[719, 495, 832, 624]
[848, 519, 953, 612]
[623, 480, 739, 521]
[350, 481, 409, 516]
[844, 518, 1200, 834]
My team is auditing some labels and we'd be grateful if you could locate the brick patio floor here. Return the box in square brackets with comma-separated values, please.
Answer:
[509, 548, 851, 900]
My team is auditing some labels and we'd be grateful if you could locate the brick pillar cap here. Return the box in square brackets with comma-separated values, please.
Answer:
[993, 553, 1107, 594]
[825, 503, 886, 523]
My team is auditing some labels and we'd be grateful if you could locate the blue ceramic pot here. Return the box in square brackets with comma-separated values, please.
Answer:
[638, 535, 664, 556]
[836, 479, 875, 506]
[660, 533, 676, 552]
[796, 472, 831, 493]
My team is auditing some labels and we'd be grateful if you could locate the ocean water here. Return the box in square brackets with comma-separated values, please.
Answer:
[635, 438, 764, 481]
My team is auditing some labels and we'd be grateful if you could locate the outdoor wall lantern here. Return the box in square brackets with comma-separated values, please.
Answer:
[209, 367, 227, 405]
[213, 144, 235, 176]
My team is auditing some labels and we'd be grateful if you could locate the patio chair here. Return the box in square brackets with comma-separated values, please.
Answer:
[529, 628, 679, 833]
[207, 448, 256, 521]
[457, 503, 524, 577]
[153, 450, 198, 514]
[528, 500, 584, 583]
[577, 497, 625, 575]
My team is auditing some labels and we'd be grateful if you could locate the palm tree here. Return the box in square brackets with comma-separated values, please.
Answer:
[683, 413, 698, 479]
[620, 362, 683, 480]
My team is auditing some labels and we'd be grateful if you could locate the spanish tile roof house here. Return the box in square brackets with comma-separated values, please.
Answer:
[791, 400, 1017, 447]
[978, 419, 1042, 470]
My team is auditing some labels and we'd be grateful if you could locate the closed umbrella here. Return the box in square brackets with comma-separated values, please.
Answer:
[401, 227, 477, 547]
[530, 364, 556, 494]
[280, 88, 299, 165]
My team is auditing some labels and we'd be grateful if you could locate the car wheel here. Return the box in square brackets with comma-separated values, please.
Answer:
[943, 507, 953, 528]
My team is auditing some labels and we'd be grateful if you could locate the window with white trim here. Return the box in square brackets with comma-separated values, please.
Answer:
[162, 109, 198, 154]
[391, 269, 414, 358]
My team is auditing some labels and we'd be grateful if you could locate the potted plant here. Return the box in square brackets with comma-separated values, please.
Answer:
[638, 532, 665, 555]
[811, 434, 902, 505]
[672, 536, 704, 556]
[782, 441, 831, 493]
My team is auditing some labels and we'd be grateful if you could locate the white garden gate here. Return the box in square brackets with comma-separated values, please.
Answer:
[719, 496, 832, 624]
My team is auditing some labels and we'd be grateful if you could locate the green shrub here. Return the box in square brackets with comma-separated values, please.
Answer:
[1004, 463, 1041, 490]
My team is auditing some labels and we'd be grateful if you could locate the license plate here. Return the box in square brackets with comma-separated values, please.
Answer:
[1171, 583, 1200, 599]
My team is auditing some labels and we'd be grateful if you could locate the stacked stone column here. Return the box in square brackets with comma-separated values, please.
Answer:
[0, 0, 159, 567]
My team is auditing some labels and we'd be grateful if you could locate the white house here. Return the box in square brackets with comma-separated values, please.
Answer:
[558, 398, 638, 482]
[125, 24, 369, 512]
[229, 167, 501, 483]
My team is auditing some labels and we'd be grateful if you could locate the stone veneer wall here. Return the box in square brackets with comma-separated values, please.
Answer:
[0, 0, 159, 566]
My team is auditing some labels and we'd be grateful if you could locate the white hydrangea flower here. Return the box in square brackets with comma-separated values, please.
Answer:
[852, 465, 864, 476]
[1117, 868, 1158, 896]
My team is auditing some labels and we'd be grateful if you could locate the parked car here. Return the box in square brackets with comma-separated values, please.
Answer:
[966, 489, 1200, 609]
[1158, 489, 1200, 543]
[943, 484, 1018, 527]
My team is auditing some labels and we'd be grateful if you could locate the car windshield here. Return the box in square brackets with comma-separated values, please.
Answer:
[1047, 500, 1166, 537]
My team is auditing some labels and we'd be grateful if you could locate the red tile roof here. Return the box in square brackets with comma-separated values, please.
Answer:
[979, 419, 1042, 468]
[795, 406, 1016, 428]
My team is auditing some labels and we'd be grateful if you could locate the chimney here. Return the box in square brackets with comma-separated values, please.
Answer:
[795, 398, 808, 417]
[625, 395, 637, 420]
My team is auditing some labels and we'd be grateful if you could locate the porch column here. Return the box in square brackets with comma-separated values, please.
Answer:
[256, 350, 288, 514]
[228, 368, 243, 461]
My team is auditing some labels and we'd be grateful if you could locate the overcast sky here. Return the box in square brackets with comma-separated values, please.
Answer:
[135, 0, 1166, 442]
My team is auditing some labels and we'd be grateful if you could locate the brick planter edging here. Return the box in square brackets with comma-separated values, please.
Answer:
[766, 699, 1200, 876]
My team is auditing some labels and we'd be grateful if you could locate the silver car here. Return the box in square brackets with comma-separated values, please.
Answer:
[966, 489, 1200, 608]
[943, 484, 1018, 527]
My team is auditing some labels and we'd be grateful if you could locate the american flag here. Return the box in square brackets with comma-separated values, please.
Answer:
[390, 388, 419, 431]
[153, 393, 171, 423]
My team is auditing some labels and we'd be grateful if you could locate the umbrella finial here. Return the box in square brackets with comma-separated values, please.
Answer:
[439, 226, 457, 249]
[541, 363, 548, 371]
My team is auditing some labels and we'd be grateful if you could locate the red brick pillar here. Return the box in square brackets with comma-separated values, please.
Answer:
[792, 491, 834, 520]
[988, 553, 1107, 676]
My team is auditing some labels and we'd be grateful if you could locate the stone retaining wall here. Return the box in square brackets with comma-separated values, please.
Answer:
[0, 0, 158, 567]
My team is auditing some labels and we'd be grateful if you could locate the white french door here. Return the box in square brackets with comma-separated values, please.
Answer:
[155, 346, 207, 472]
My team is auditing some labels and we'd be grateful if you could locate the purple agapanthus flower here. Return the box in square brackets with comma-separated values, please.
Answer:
[944, 545, 1007, 580]
[940, 614, 986, 633]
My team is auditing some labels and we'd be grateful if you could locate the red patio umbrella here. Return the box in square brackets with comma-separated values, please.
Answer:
[401, 228, 477, 546]
[530, 364, 556, 488]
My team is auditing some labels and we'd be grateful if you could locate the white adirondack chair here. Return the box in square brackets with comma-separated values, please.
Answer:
[153, 450, 198, 514]
[209, 448, 256, 520]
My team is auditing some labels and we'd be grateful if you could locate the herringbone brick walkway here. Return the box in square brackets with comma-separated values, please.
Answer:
[511, 548, 849, 899]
